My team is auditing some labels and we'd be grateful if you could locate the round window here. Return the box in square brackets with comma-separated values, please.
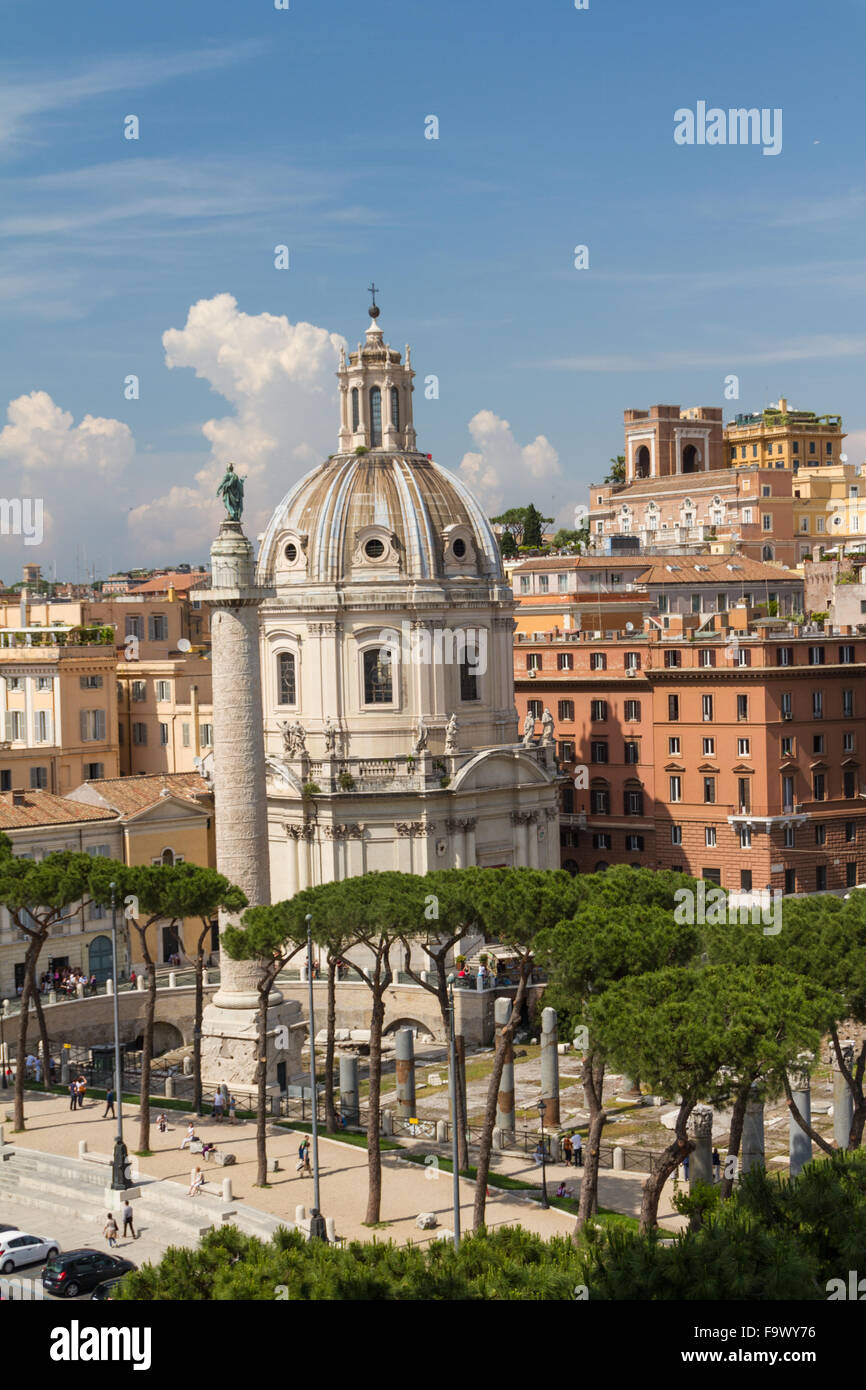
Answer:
[364, 538, 385, 559]
[452, 538, 466, 559]
[284, 543, 297, 563]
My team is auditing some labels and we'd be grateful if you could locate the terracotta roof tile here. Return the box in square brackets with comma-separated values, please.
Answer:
[0, 792, 117, 831]
[74, 772, 211, 815]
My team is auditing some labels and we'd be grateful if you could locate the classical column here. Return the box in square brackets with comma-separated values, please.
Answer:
[339, 1055, 360, 1125]
[198, 518, 302, 1095]
[464, 817, 477, 867]
[789, 1055, 813, 1177]
[741, 1084, 765, 1174]
[395, 1028, 416, 1119]
[833, 1040, 854, 1150]
[540, 1006, 560, 1125]
[495, 997, 515, 1135]
[688, 1105, 713, 1188]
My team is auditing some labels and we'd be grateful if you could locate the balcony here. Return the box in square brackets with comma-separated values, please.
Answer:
[726, 804, 809, 831]
[0, 625, 116, 650]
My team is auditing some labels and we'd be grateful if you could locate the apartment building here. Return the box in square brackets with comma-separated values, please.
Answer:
[0, 772, 215, 996]
[514, 621, 866, 897]
[0, 626, 119, 795]
[588, 399, 856, 563]
[0, 585, 214, 778]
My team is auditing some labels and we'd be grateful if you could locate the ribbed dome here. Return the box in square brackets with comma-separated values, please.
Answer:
[257, 450, 503, 585]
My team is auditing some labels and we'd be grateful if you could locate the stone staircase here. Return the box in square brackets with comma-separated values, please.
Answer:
[0, 1145, 290, 1248]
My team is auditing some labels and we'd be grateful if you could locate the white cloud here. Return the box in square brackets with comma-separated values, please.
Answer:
[458, 409, 561, 515]
[0, 390, 135, 566]
[128, 294, 346, 558]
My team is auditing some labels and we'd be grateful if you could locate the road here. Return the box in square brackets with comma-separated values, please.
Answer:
[0, 1198, 169, 1301]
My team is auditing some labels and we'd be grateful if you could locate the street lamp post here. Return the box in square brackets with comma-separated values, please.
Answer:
[305, 914, 321, 1215]
[536, 1098, 549, 1210]
[109, 884, 130, 1191]
[0, 1000, 7, 1089]
[447, 973, 461, 1251]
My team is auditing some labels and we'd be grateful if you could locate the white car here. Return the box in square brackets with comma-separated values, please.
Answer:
[0, 1230, 60, 1273]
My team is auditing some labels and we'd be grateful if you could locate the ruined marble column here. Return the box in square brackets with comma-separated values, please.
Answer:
[495, 997, 515, 1135]
[688, 1105, 714, 1189]
[741, 1084, 765, 1174]
[789, 1055, 813, 1177]
[540, 1007, 560, 1126]
[395, 1028, 416, 1119]
[339, 1055, 359, 1126]
[833, 1040, 854, 1150]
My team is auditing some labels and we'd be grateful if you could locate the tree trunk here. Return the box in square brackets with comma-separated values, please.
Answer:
[639, 1099, 695, 1233]
[29, 960, 52, 1086]
[192, 946, 204, 1117]
[574, 1051, 606, 1235]
[720, 1082, 750, 1200]
[473, 959, 531, 1230]
[324, 957, 338, 1133]
[12, 937, 41, 1130]
[255, 985, 270, 1187]
[364, 987, 386, 1224]
[137, 958, 156, 1152]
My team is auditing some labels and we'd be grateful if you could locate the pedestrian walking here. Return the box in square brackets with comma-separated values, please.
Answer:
[562, 1134, 573, 1167]
[228, 1095, 237, 1124]
[297, 1137, 312, 1175]
[76, 1075, 87, 1108]
[572, 1132, 583, 1167]
[211, 1089, 224, 1122]
[682, 1154, 690, 1182]
[103, 1213, 118, 1248]
[69, 1080, 78, 1111]
[103, 1087, 116, 1119]
[712, 1148, 721, 1183]
[121, 1199, 137, 1240]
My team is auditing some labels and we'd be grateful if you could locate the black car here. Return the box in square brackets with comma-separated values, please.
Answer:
[91, 1276, 127, 1301]
[42, 1250, 136, 1299]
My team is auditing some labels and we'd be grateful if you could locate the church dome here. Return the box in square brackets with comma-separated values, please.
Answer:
[257, 308, 503, 586]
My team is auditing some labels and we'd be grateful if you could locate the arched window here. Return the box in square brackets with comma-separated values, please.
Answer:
[161, 848, 175, 866]
[363, 647, 392, 704]
[682, 444, 698, 473]
[369, 387, 382, 447]
[762, 544, 774, 561]
[594, 862, 609, 873]
[563, 859, 578, 876]
[351, 388, 359, 431]
[635, 445, 650, 479]
[277, 651, 296, 705]
[391, 387, 400, 431]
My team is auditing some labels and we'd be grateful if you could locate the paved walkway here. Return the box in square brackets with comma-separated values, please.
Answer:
[3, 1090, 685, 1245]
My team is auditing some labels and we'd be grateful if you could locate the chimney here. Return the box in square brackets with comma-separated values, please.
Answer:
[12, 790, 25, 806]
[779, 397, 788, 412]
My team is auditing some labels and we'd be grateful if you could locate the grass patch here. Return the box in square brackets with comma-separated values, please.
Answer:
[397, 1151, 639, 1229]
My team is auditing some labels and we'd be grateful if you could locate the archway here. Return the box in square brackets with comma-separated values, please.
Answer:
[87, 935, 113, 984]
[152, 1021, 185, 1056]
[634, 445, 650, 479]
[682, 444, 699, 473]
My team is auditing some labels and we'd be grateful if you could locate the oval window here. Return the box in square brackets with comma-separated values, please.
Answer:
[365, 538, 385, 560]
[452, 538, 466, 559]
[284, 543, 298, 563]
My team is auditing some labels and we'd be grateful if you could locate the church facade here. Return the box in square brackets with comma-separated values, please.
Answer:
[253, 302, 561, 897]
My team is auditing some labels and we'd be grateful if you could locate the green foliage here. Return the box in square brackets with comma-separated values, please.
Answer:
[499, 530, 518, 558]
[490, 505, 553, 549]
[605, 455, 626, 485]
[116, 1153, 866, 1300]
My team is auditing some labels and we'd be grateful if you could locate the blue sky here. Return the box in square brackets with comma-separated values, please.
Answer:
[2, 0, 866, 578]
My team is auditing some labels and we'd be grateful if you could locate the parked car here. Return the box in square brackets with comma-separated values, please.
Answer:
[42, 1250, 136, 1298]
[0, 1231, 60, 1273]
[91, 1275, 127, 1300]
